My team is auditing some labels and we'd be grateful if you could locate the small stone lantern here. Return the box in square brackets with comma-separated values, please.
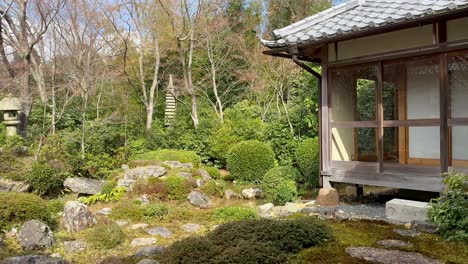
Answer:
[0, 94, 21, 137]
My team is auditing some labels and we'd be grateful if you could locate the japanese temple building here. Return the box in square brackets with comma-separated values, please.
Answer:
[261, 0, 468, 192]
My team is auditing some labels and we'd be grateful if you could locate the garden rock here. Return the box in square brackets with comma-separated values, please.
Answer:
[187, 191, 212, 209]
[196, 169, 212, 181]
[62, 201, 96, 232]
[64, 240, 87, 253]
[377, 239, 413, 249]
[411, 221, 438, 234]
[301, 206, 337, 217]
[224, 190, 240, 199]
[393, 228, 421, 237]
[131, 237, 157, 247]
[124, 166, 167, 180]
[139, 194, 150, 205]
[0, 178, 29, 192]
[284, 202, 306, 213]
[178, 172, 193, 179]
[316, 188, 339, 206]
[137, 259, 159, 264]
[129, 223, 149, 230]
[258, 203, 274, 218]
[163, 161, 193, 169]
[134, 246, 166, 258]
[269, 206, 293, 218]
[147, 227, 173, 238]
[19, 220, 55, 250]
[2, 255, 67, 264]
[63, 177, 105, 195]
[196, 178, 204, 187]
[97, 208, 112, 215]
[181, 223, 203, 233]
[115, 220, 129, 226]
[117, 179, 136, 189]
[346, 246, 442, 264]
[242, 188, 262, 199]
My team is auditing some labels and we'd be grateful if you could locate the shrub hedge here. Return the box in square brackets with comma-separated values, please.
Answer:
[159, 217, 332, 264]
[226, 140, 275, 183]
[132, 149, 201, 167]
[262, 166, 299, 205]
[27, 162, 68, 197]
[0, 192, 51, 230]
[295, 138, 320, 188]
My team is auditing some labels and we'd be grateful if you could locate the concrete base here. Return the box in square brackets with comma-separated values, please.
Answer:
[386, 199, 429, 223]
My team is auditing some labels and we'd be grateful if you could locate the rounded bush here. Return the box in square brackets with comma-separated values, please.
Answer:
[262, 166, 299, 205]
[0, 192, 51, 230]
[27, 162, 68, 197]
[83, 223, 125, 249]
[295, 138, 320, 188]
[226, 140, 275, 183]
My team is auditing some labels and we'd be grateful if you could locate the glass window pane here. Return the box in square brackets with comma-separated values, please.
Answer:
[406, 62, 440, 119]
[332, 128, 376, 162]
[383, 127, 399, 163]
[330, 66, 377, 122]
[449, 54, 468, 118]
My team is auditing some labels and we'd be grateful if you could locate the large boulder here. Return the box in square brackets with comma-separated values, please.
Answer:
[124, 166, 167, 180]
[196, 169, 212, 181]
[2, 255, 67, 264]
[187, 191, 212, 209]
[316, 188, 340, 206]
[346, 247, 442, 264]
[62, 201, 96, 232]
[163, 161, 193, 169]
[18, 220, 55, 250]
[224, 190, 241, 200]
[0, 178, 29, 192]
[242, 188, 263, 199]
[63, 177, 106, 195]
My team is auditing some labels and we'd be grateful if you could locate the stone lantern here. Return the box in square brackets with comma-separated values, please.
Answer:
[0, 94, 21, 137]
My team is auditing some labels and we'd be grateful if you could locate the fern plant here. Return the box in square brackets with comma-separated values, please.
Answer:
[80, 187, 126, 205]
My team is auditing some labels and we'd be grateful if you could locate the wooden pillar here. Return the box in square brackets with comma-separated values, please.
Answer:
[377, 62, 384, 173]
[440, 53, 449, 173]
[321, 45, 331, 188]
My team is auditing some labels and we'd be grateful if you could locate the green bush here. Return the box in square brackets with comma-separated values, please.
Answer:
[0, 192, 51, 230]
[213, 207, 258, 223]
[429, 171, 468, 242]
[165, 176, 194, 201]
[295, 137, 320, 188]
[264, 120, 299, 166]
[226, 140, 275, 183]
[262, 166, 299, 205]
[159, 217, 332, 264]
[47, 199, 65, 216]
[133, 178, 169, 200]
[200, 180, 225, 198]
[83, 223, 125, 249]
[110, 201, 144, 222]
[79, 186, 126, 205]
[132, 149, 201, 168]
[143, 203, 169, 220]
[27, 162, 68, 197]
[203, 166, 221, 179]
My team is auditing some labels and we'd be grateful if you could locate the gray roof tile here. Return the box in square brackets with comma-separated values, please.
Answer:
[261, 0, 468, 48]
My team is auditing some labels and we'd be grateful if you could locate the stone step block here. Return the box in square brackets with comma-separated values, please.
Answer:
[386, 199, 429, 223]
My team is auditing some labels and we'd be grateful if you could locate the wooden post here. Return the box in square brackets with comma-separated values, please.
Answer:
[377, 62, 384, 173]
[440, 54, 449, 173]
[321, 45, 331, 188]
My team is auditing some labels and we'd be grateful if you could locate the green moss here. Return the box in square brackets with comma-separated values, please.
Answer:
[82, 223, 125, 249]
[0, 192, 52, 230]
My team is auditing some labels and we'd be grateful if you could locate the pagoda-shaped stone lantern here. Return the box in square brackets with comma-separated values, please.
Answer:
[0, 94, 21, 137]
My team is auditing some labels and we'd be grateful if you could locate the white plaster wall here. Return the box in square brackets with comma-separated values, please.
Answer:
[328, 43, 337, 62]
[406, 65, 439, 119]
[448, 17, 468, 42]
[453, 127, 468, 160]
[337, 25, 433, 60]
[332, 128, 354, 161]
[408, 127, 440, 159]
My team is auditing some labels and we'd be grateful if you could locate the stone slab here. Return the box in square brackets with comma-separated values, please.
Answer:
[386, 199, 429, 223]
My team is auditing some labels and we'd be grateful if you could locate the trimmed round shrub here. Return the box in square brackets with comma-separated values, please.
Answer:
[27, 162, 68, 197]
[132, 149, 202, 168]
[213, 207, 258, 223]
[0, 192, 51, 230]
[226, 140, 275, 183]
[83, 223, 125, 249]
[295, 138, 320, 188]
[158, 217, 332, 264]
[262, 166, 299, 205]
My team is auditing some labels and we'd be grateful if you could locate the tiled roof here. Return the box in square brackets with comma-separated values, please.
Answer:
[260, 0, 468, 48]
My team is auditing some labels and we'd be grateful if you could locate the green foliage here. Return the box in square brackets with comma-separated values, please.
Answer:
[295, 137, 320, 188]
[264, 120, 299, 166]
[226, 140, 275, 183]
[47, 199, 65, 216]
[27, 162, 68, 197]
[110, 201, 143, 222]
[83, 223, 125, 249]
[133, 149, 201, 168]
[203, 166, 221, 179]
[262, 166, 299, 205]
[213, 207, 258, 223]
[200, 180, 225, 198]
[159, 217, 332, 264]
[133, 178, 169, 200]
[0, 192, 51, 230]
[429, 171, 468, 242]
[79, 187, 126, 205]
[143, 203, 169, 220]
[165, 176, 195, 201]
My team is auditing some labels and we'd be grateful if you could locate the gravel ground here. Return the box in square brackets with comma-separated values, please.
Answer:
[336, 203, 386, 220]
